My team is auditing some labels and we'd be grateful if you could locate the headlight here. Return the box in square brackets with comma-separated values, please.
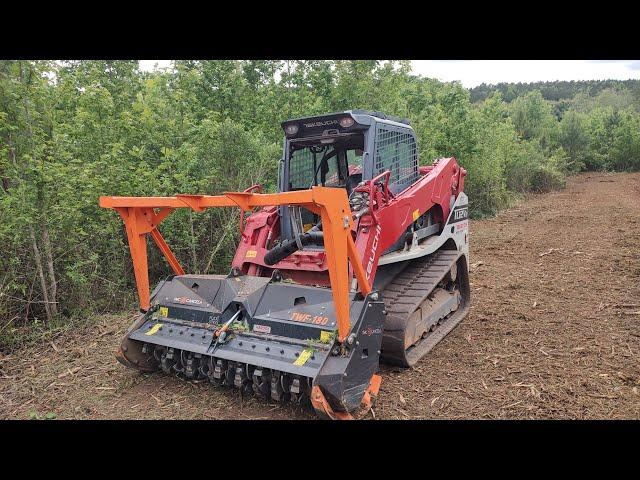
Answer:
[285, 124, 299, 136]
[339, 117, 355, 128]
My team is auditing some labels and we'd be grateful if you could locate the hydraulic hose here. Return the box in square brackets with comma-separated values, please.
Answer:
[264, 231, 324, 265]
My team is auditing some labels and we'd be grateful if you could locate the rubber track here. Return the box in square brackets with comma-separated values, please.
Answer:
[380, 248, 469, 367]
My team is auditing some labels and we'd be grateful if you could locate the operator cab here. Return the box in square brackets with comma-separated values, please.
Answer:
[278, 110, 419, 244]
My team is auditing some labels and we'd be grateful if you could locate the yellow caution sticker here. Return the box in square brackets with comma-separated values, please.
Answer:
[245, 250, 257, 258]
[293, 348, 313, 366]
[145, 323, 163, 336]
[159, 307, 168, 318]
[412, 209, 421, 221]
[320, 331, 332, 343]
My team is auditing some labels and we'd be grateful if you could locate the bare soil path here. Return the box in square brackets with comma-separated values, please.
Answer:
[1, 172, 639, 419]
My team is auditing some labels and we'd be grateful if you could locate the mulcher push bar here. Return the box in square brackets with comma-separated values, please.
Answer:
[99, 187, 371, 343]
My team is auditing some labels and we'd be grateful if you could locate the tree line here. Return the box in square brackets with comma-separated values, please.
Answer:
[1, 60, 639, 346]
[470, 78, 640, 104]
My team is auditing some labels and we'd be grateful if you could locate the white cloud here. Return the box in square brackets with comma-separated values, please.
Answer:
[138, 60, 640, 88]
[411, 60, 640, 88]
[139, 60, 173, 72]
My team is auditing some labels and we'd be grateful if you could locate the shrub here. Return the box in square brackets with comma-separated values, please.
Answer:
[529, 164, 566, 192]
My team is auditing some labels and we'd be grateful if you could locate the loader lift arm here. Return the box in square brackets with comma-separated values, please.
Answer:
[99, 186, 371, 343]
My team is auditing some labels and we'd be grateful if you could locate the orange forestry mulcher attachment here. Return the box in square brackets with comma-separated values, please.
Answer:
[101, 186, 385, 419]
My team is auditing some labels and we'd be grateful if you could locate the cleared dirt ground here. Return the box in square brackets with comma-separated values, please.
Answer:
[1, 172, 639, 420]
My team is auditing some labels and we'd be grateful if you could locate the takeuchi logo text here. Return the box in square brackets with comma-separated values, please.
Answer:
[303, 119, 338, 128]
[366, 224, 383, 281]
[454, 208, 468, 221]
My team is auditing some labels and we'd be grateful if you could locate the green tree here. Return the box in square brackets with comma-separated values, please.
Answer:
[510, 90, 558, 149]
[558, 110, 588, 171]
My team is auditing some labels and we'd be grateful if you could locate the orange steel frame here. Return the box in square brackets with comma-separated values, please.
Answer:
[99, 187, 371, 343]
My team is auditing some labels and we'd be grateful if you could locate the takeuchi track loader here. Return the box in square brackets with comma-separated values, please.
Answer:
[100, 110, 470, 419]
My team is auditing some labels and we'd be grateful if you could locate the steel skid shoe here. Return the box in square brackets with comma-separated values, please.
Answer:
[311, 374, 382, 420]
[115, 313, 159, 373]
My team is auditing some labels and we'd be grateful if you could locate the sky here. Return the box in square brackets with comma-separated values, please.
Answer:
[138, 60, 640, 88]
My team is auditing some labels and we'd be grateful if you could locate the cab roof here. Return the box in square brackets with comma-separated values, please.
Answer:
[282, 110, 411, 128]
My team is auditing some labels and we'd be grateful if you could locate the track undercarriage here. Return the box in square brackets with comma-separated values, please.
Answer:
[381, 248, 470, 367]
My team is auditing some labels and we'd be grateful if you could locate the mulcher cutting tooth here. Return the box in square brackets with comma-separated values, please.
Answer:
[282, 373, 293, 403]
[198, 356, 211, 379]
[252, 368, 271, 400]
[290, 377, 301, 396]
[224, 361, 236, 387]
[184, 352, 202, 379]
[160, 348, 175, 374]
[209, 358, 225, 385]
[289, 375, 313, 412]
[270, 371, 291, 404]
[173, 350, 185, 374]
[234, 363, 254, 396]
[289, 376, 312, 407]
[153, 345, 164, 364]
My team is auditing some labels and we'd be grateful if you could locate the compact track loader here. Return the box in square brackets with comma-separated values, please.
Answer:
[100, 110, 470, 419]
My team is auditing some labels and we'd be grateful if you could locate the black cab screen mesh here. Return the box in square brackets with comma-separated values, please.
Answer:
[374, 125, 418, 193]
